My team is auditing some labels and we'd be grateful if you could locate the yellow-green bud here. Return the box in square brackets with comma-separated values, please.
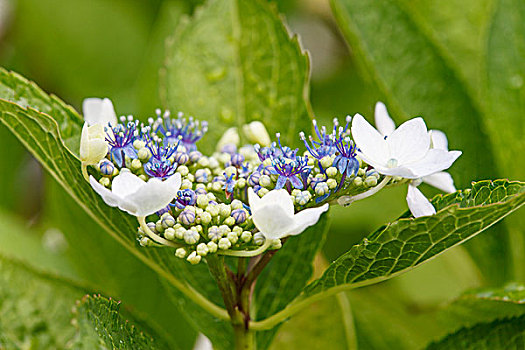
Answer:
[227, 232, 238, 244]
[357, 168, 366, 176]
[326, 167, 338, 177]
[131, 159, 142, 171]
[231, 200, 243, 210]
[253, 233, 265, 245]
[181, 179, 192, 190]
[133, 140, 145, 149]
[198, 157, 210, 167]
[206, 204, 220, 217]
[270, 239, 282, 250]
[218, 237, 232, 250]
[196, 243, 209, 256]
[224, 166, 237, 177]
[198, 212, 212, 225]
[164, 227, 176, 240]
[259, 175, 271, 187]
[241, 231, 252, 243]
[175, 227, 186, 240]
[224, 217, 235, 226]
[320, 156, 333, 169]
[236, 178, 246, 189]
[197, 195, 209, 208]
[99, 177, 111, 188]
[207, 193, 216, 201]
[212, 182, 222, 192]
[139, 237, 151, 247]
[232, 226, 243, 235]
[155, 220, 164, 233]
[187, 251, 201, 265]
[139, 174, 148, 182]
[177, 165, 189, 176]
[138, 147, 151, 161]
[327, 178, 338, 189]
[258, 188, 269, 197]
[364, 176, 377, 187]
[184, 229, 200, 245]
[262, 158, 272, 167]
[219, 204, 231, 217]
[175, 248, 187, 259]
[207, 241, 218, 253]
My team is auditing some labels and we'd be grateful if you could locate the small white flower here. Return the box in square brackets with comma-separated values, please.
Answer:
[373, 102, 457, 193]
[79, 98, 118, 165]
[243, 121, 271, 147]
[351, 112, 461, 179]
[248, 188, 328, 240]
[193, 334, 213, 350]
[406, 184, 436, 218]
[82, 97, 117, 126]
[89, 169, 181, 217]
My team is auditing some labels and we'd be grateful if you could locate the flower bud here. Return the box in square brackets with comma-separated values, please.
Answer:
[174, 152, 189, 165]
[326, 167, 338, 178]
[177, 165, 189, 176]
[218, 237, 232, 250]
[207, 241, 218, 253]
[224, 217, 235, 226]
[241, 231, 252, 243]
[364, 176, 377, 187]
[80, 123, 108, 165]
[314, 182, 329, 196]
[357, 168, 366, 177]
[227, 232, 238, 244]
[195, 169, 209, 183]
[212, 182, 222, 192]
[133, 139, 145, 150]
[99, 160, 115, 176]
[236, 178, 246, 189]
[175, 248, 187, 259]
[295, 191, 311, 206]
[99, 177, 111, 188]
[161, 214, 176, 228]
[253, 233, 265, 246]
[208, 226, 221, 241]
[196, 194, 209, 208]
[206, 204, 220, 217]
[258, 188, 269, 197]
[219, 204, 231, 217]
[270, 239, 282, 250]
[155, 220, 164, 233]
[138, 147, 151, 161]
[198, 211, 212, 225]
[232, 226, 243, 235]
[187, 251, 201, 264]
[242, 121, 271, 147]
[247, 171, 261, 186]
[320, 156, 333, 169]
[259, 175, 271, 187]
[353, 177, 363, 186]
[198, 157, 210, 168]
[196, 243, 209, 256]
[209, 157, 219, 169]
[181, 179, 193, 190]
[216, 127, 240, 152]
[175, 227, 186, 240]
[231, 153, 245, 167]
[139, 237, 151, 247]
[184, 229, 200, 245]
[164, 228, 176, 240]
[218, 225, 231, 235]
[189, 151, 203, 163]
[327, 178, 338, 190]
[179, 210, 195, 226]
[224, 166, 237, 178]
[231, 200, 243, 210]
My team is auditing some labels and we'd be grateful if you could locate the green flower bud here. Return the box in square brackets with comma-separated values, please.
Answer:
[133, 140, 146, 150]
[198, 157, 210, 167]
[177, 165, 189, 176]
[218, 225, 231, 236]
[291, 189, 301, 197]
[207, 193, 216, 201]
[219, 204, 231, 217]
[208, 226, 221, 241]
[357, 168, 366, 177]
[327, 178, 338, 190]
[198, 212, 212, 225]
[197, 195, 209, 208]
[218, 237, 232, 250]
[258, 188, 269, 197]
[99, 177, 111, 188]
[262, 158, 272, 167]
[224, 217, 235, 227]
[206, 204, 220, 217]
[112, 167, 119, 177]
[270, 239, 282, 250]
[164, 227, 176, 240]
[232, 226, 243, 235]
[207, 241, 218, 253]
[181, 179, 193, 190]
[138, 174, 147, 181]
[187, 251, 202, 265]
[236, 178, 246, 189]
[320, 156, 333, 169]
[138, 147, 151, 161]
[161, 214, 176, 228]
[212, 182, 222, 192]
[364, 176, 377, 187]
[315, 182, 330, 196]
[194, 225, 203, 233]
[227, 232, 238, 244]
[231, 200, 243, 210]
[259, 175, 271, 187]
[155, 221, 165, 233]
[196, 243, 209, 256]
[326, 167, 338, 178]
[139, 237, 151, 247]
[175, 248, 187, 259]
[175, 227, 186, 240]
[209, 157, 219, 169]
[184, 229, 200, 245]
[353, 177, 363, 187]
[224, 166, 237, 177]
[131, 159, 142, 171]
[253, 233, 265, 245]
[241, 231, 252, 243]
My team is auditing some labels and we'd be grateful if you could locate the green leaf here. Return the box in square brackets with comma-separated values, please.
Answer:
[304, 180, 525, 297]
[329, 0, 514, 284]
[163, 0, 312, 151]
[0, 69, 231, 348]
[255, 214, 330, 349]
[426, 316, 525, 349]
[73, 295, 159, 350]
[0, 254, 87, 349]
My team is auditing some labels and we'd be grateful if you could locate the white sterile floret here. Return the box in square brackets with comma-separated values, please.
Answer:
[243, 121, 271, 147]
[82, 97, 118, 126]
[248, 188, 329, 240]
[80, 123, 108, 165]
[351, 113, 461, 179]
[406, 184, 436, 218]
[89, 169, 181, 217]
[216, 127, 240, 151]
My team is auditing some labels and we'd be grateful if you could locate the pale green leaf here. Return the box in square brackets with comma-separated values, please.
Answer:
[163, 0, 312, 151]
[304, 180, 525, 297]
[426, 316, 525, 349]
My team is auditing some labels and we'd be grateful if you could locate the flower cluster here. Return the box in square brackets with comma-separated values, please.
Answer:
[81, 98, 461, 264]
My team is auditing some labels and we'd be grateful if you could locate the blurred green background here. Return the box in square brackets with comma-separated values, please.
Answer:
[0, 0, 523, 349]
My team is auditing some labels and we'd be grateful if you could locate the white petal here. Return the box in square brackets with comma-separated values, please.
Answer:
[80, 123, 89, 160]
[243, 121, 271, 147]
[423, 171, 456, 193]
[165, 172, 182, 191]
[82, 97, 117, 126]
[404, 149, 462, 178]
[256, 189, 294, 217]
[386, 117, 430, 164]
[248, 188, 262, 209]
[86, 139, 109, 165]
[89, 175, 121, 207]
[430, 129, 448, 150]
[374, 101, 396, 136]
[406, 185, 436, 218]
[111, 169, 145, 198]
[375, 165, 418, 178]
[351, 114, 390, 165]
[251, 203, 295, 240]
[193, 334, 213, 350]
[287, 204, 329, 236]
[124, 177, 180, 217]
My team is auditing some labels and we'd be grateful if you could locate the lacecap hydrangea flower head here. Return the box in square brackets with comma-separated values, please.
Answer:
[81, 98, 461, 264]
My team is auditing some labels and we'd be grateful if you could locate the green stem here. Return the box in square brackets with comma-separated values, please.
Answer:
[206, 255, 238, 317]
[234, 323, 256, 350]
[81, 162, 90, 182]
[336, 292, 358, 350]
[137, 216, 182, 248]
[219, 240, 272, 257]
[337, 176, 392, 206]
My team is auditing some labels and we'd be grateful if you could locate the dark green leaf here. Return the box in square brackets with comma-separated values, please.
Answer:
[304, 180, 525, 297]
[163, 0, 312, 151]
[426, 315, 525, 349]
[0, 254, 87, 349]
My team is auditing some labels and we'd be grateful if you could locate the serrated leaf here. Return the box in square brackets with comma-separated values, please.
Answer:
[74, 295, 159, 350]
[426, 315, 525, 349]
[303, 180, 525, 297]
[330, 0, 514, 284]
[163, 0, 312, 151]
[0, 69, 231, 348]
[255, 214, 330, 349]
[0, 254, 86, 349]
